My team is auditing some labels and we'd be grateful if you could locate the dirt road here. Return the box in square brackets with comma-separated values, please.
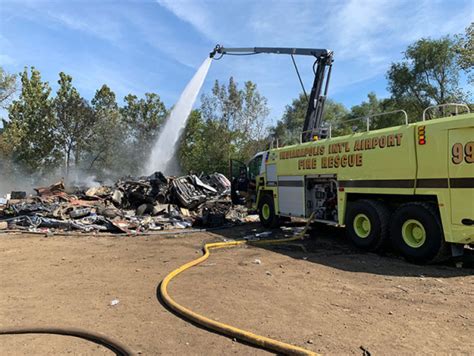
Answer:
[1, 224, 473, 355]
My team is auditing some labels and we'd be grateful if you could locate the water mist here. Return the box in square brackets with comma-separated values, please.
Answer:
[146, 57, 212, 174]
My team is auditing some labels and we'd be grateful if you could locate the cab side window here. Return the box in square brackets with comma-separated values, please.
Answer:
[248, 155, 263, 180]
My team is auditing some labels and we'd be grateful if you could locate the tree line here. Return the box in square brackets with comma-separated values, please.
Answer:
[0, 68, 168, 182]
[0, 27, 472, 184]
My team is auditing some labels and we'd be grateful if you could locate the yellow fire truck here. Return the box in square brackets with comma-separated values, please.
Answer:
[211, 45, 474, 263]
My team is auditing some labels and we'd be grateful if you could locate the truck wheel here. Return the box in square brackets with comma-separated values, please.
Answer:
[258, 194, 279, 228]
[345, 199, 390, 251]
[390, 202, 447, 264]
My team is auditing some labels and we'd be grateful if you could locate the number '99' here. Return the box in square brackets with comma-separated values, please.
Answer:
[452, 142, 474, 164]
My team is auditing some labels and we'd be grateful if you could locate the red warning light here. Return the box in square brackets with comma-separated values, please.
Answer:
[418, 125, 426, 145]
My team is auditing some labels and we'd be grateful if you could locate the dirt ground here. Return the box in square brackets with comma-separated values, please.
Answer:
[1, 223, 473, 355]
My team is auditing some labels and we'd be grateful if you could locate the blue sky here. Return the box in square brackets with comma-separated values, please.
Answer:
[1, 0, 472, 125]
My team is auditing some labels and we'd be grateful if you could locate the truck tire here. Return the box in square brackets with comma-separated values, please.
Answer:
[390, 202, 447, 264]
[258, 194, 279, 228]
[345, 199, 390, 251]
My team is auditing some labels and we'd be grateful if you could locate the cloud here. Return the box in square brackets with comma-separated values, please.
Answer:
[325, 0, 395, 62]
[0, 54, 14, 66]
[2, 1, 126, 47]
[124, 9, 204, 69]
[160, 0, 471, 65]
[3, 0, 472, 121]
[156, 0, 216, 40]
[164, 0, 470, 117]
[247, 1, 329, 45]
[327, 0, 472, 62]
[44, 10, 124, 45]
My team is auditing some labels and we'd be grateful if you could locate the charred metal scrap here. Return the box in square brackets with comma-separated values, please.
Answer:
[0, 172, 240, 234]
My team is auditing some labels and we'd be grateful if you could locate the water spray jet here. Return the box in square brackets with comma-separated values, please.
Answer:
[146, 57, 213, 175]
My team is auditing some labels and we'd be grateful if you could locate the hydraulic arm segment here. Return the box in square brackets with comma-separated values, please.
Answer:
[210, 45, 334, 142]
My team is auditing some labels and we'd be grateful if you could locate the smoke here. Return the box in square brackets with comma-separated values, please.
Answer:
[146, 57, 212, 175]
[0, 159, 104, 196]
[66, 168, 104, 188]
[0, 174, 33, 196]
[0, 160, 42, 196]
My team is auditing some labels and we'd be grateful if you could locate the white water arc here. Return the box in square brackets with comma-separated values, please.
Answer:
[146, 57, 212, 174]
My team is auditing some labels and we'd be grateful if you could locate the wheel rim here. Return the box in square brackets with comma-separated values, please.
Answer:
[353, 213, 371, 238]
[402, 219, 426, 248]
[262, 204, 271, 220]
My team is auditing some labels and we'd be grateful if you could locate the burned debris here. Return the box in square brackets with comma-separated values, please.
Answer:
[0, 172, 243, 234]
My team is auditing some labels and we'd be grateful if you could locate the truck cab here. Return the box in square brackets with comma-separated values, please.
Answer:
[230, 152, 266, 208]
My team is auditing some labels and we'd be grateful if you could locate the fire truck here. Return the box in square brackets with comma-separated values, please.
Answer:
[210, 45, 474, 263]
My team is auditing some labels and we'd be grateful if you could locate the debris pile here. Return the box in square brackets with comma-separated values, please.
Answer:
[0, 172, 244, 234]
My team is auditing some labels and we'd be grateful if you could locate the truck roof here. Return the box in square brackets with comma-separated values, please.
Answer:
[272, 111, 474, 151]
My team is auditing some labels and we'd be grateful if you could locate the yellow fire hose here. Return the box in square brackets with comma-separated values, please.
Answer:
[159, 214, 320, 356]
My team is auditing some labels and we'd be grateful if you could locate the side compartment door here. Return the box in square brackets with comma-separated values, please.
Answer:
[277, 176, 305, 217]
[448, 128, 474, 225]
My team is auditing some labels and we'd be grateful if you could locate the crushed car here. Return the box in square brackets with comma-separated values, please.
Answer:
[0, 171, 244, 234]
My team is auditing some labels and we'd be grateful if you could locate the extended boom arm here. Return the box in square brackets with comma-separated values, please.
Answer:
[210, 45, 334, 142]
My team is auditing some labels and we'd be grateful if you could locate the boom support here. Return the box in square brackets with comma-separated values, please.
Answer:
[210, 45, 334, 142]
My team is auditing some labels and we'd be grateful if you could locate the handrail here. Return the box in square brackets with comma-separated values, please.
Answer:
[278, 104, 471, 149]
[299, 128, 330, 143]
[326, 109, 409, 139]
[365, 109, 409, 125]
[299, 130, 314, 143]
[422, 103, 470, 121]
[326, 116, 369, 138]
[295, 109, 413, 143]
[270, 138, 281, 149]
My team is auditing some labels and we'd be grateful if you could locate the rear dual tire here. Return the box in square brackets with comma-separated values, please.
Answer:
[389, 202, 447, 264]
[346, 199, 447, 263]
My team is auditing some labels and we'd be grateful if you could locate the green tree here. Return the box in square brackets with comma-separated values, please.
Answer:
[271, 93, 308, 144]
[454, 23, 474, 84]
[179, 78, 269, 174]
[3, 67, 61, 175]
[0, 120, 16, 181]
[201, 77, 242, 130]
[179, 109, 236, 175]
[323, 98, 352, 136]
[54, 72, 95, 177]
[271, 94, 348, 144]
[198, 77, 269, 168]
[121, 93, 167, 171]
[0, 67, 17, 109]
[387, 36, 467, 119]
[85, 84, 127, 177]
[239, 80, 269, 157]
[178, 110, 208, 174]
[341, 93, 407, 133]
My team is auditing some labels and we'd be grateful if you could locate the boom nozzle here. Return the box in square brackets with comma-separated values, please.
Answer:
[208, 44, 333, 141]
[209, 44, 222, 58]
